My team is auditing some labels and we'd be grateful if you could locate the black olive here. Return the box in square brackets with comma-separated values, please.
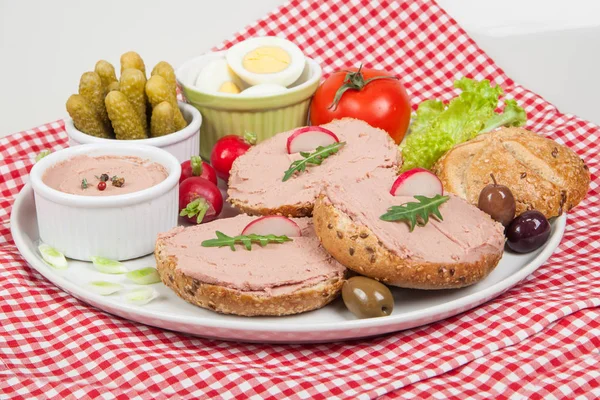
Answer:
[506, 210, 551, 253]
[478, 174, 516, 226]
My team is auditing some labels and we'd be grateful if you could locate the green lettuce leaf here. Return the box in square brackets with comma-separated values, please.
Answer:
[409, 99, 444, 136]
[400, 78, 526, 171]
[481, 99, 527, 133]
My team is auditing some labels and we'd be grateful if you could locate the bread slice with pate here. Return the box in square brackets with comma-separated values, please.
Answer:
[313, 168, 505, 290]
[155, 215, 346, 316]
[227, 118, 401, 217]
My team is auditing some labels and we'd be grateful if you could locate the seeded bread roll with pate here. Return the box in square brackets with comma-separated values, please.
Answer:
[155, 215, 346, 316]
[313, 168, 505, 290]
[227, 118, 401, 217]
[432, 127, 590, 219]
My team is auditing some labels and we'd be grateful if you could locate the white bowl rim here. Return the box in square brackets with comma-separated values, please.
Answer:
[176, 51, 322, 100]
[66, 102, 201, 147]
[30, 143, 181, 208]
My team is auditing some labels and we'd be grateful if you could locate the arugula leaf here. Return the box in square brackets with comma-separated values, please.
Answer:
[201, 231, 293, 251]
[400, 78, 526, 171]
[380, 195, 449, 231]
[282, 142, 346, 182]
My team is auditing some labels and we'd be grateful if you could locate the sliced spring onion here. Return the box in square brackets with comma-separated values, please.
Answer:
[87, 281, 124, 296]
[38, 244, 68, 269]
[125, 267, 161, 285]
[124, 287, 159, 305]
[35, 149, 52, 162]
[90, 256, 128, 274]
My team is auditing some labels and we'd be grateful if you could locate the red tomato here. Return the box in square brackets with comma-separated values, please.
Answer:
[210, 132, 256, 181]
[310, 66, 411, 144]
[179, 156, 218, 186]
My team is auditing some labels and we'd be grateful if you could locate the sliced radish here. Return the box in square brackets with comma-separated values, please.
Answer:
[390, 168, 443, 197]
[286, 126, 340, 154]
[242, 215, 302, 237]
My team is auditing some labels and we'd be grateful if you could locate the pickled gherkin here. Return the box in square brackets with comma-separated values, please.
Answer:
[79, 71, 111, 128]
[151, 61, 177, 96]
[95, 60, 117, 93]
[66, 94, 113, 138]
[106, 81, 120, 93]
[146, 75, 187, 130]
[120, 51, 146, 75]
[120, 68, 148, 134]
[150, 101, 175, 137]
[105, 91, 147, 140]
[68, 55, 184, 139]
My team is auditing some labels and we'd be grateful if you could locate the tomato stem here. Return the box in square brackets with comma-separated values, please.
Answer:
[190, 156, 203, 176]
[328, 64, 398, 111]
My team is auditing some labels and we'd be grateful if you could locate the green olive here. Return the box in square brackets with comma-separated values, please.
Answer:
[342, 276, 394, 319]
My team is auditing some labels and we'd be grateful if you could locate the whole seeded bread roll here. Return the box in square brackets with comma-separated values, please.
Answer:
[432, 127, 590, 219]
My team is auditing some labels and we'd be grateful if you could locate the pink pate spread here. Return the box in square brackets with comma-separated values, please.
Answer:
[42, 155, 168, 196]
[228, 118, 400, 209]
[321, 168, 505, 264]
[158, 215, 346, 296]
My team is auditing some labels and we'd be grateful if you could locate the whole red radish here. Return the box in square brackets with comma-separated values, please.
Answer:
[210, 132, 256, 181]
[179, 177, 223, 224]
[180, 155, 218, 185]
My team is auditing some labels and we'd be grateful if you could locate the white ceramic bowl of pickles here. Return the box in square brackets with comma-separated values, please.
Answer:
[66, 102, 201, 163]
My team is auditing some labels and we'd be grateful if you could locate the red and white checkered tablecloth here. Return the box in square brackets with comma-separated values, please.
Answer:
[1, 0, 599, 398]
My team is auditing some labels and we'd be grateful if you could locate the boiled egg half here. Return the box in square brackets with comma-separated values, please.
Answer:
[226, 36, 305, 87]
[195, 59, 245, 94]
[240, 83, 287, 96]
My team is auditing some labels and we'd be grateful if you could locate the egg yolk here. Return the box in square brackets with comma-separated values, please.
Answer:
[242, 46, 291, 74]
[218, 81, 241, 94]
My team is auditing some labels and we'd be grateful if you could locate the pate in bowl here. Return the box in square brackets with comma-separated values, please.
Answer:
[30, 143, 181, 261]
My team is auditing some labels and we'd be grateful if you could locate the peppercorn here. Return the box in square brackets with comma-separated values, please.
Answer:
[112, 176, 125, 187]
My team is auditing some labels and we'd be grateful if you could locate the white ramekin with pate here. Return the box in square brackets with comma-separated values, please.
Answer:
[30, 143, 181, 261]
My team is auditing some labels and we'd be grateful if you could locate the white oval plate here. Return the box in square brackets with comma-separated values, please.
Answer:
[11, 184, 565, 343]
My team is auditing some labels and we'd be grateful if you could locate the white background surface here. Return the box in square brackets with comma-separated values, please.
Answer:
[1, 0, 599, 137]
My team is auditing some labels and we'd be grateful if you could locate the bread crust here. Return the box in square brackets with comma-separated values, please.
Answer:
[228, 198, 314, 218]
[155, 238, 345, 316]
[313, 196, 503, 290]
[433, 127, 590, 219]
[227, 118, 403, 217]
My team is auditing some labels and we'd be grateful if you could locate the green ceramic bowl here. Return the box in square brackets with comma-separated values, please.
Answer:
[176, 51, 322, 160]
